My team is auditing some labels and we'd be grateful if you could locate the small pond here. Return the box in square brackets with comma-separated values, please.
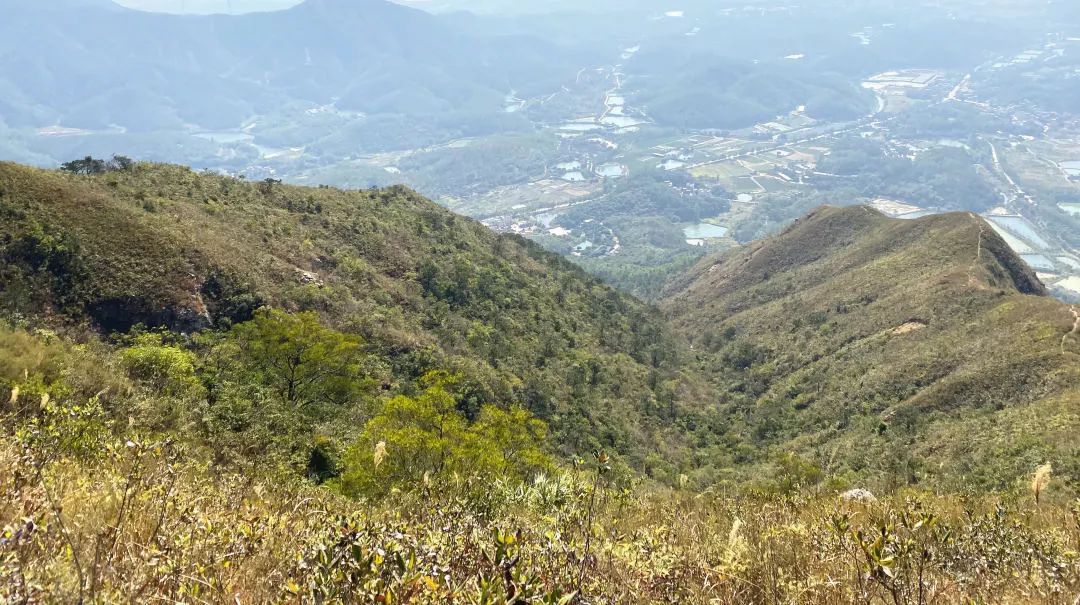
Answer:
[683, 223, 728, 239]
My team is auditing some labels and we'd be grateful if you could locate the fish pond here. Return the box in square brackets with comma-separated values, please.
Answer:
[683, 223, 729, 239]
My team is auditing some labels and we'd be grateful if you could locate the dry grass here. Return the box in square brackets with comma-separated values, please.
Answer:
[3, 427, 1078, 604]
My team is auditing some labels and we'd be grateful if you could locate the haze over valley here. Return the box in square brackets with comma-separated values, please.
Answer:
[5, 0, 1080, 301]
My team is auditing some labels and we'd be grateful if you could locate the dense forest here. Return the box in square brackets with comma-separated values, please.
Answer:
[817, 137, 1001, 212]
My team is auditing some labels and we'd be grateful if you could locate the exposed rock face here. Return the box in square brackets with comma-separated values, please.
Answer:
[296, 269, 324, 287]
[88, 296, 212, 333]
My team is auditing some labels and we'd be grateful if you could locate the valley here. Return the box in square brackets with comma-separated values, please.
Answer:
[15, 1, 1066, 302]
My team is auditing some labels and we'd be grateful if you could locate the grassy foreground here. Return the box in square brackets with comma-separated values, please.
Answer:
[3, 404, 1079, 604]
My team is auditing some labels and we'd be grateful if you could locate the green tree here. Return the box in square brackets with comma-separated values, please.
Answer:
[226, 308, 370, 411]
[340, 371, 551, 497]
[120, 333, 201, 397]
[472, 405, 551, 475]
[60, 156, 108, 175]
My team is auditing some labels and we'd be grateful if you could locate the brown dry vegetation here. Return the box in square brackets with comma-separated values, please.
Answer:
[3, 417, 1080, 604]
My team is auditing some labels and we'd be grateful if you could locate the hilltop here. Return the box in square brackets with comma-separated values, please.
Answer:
[663, 205, 1080, 489]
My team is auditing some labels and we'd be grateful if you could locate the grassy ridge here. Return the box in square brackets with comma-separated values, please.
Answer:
[663, 206, 1080, 490]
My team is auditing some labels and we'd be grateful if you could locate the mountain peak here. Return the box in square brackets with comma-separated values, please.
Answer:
[661, 202, 1079, 485]
[667, 205, 1044, 301]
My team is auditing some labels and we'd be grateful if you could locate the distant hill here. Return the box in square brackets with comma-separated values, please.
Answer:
[0, 0, 579, 140]
[662, 206, 1080, 489]
[628, 51, 873, 129]
[115, 0, 303, 13]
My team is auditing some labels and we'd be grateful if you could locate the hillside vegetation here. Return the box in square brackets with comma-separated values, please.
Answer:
[2, 164, 1079, 601]
[663, 205, 1080, 490]
[5, 417, 1079, 603]
[0, 161, 707, 475]
[1, 327, 1077, 603]
[3, 162, 1077, 490]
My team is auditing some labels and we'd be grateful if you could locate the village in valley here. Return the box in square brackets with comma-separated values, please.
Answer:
[50, 1, 1080, 301]
[445, 35, 1080, 300]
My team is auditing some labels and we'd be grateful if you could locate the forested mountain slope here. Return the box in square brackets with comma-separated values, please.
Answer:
[663, 205, 1080, 489]
[3, 162, 1078, 491]
[0, 161, 705, 473]
[4, 164, 1080, 602]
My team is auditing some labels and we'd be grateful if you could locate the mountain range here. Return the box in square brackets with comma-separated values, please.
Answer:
[1, 0, 578, 133]
[1, 160, 1077, 488]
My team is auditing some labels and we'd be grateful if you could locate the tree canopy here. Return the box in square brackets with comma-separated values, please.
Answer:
[340, 371, 551, 497]
[225, 307, 370, 411]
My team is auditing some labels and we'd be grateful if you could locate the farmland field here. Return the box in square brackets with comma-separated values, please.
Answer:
[690, 161, 753, 180]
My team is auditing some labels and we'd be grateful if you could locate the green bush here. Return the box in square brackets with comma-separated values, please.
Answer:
[119, 333, 201, 397]
[339, 371, 552, 497]
[224, 308, 372, 412]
